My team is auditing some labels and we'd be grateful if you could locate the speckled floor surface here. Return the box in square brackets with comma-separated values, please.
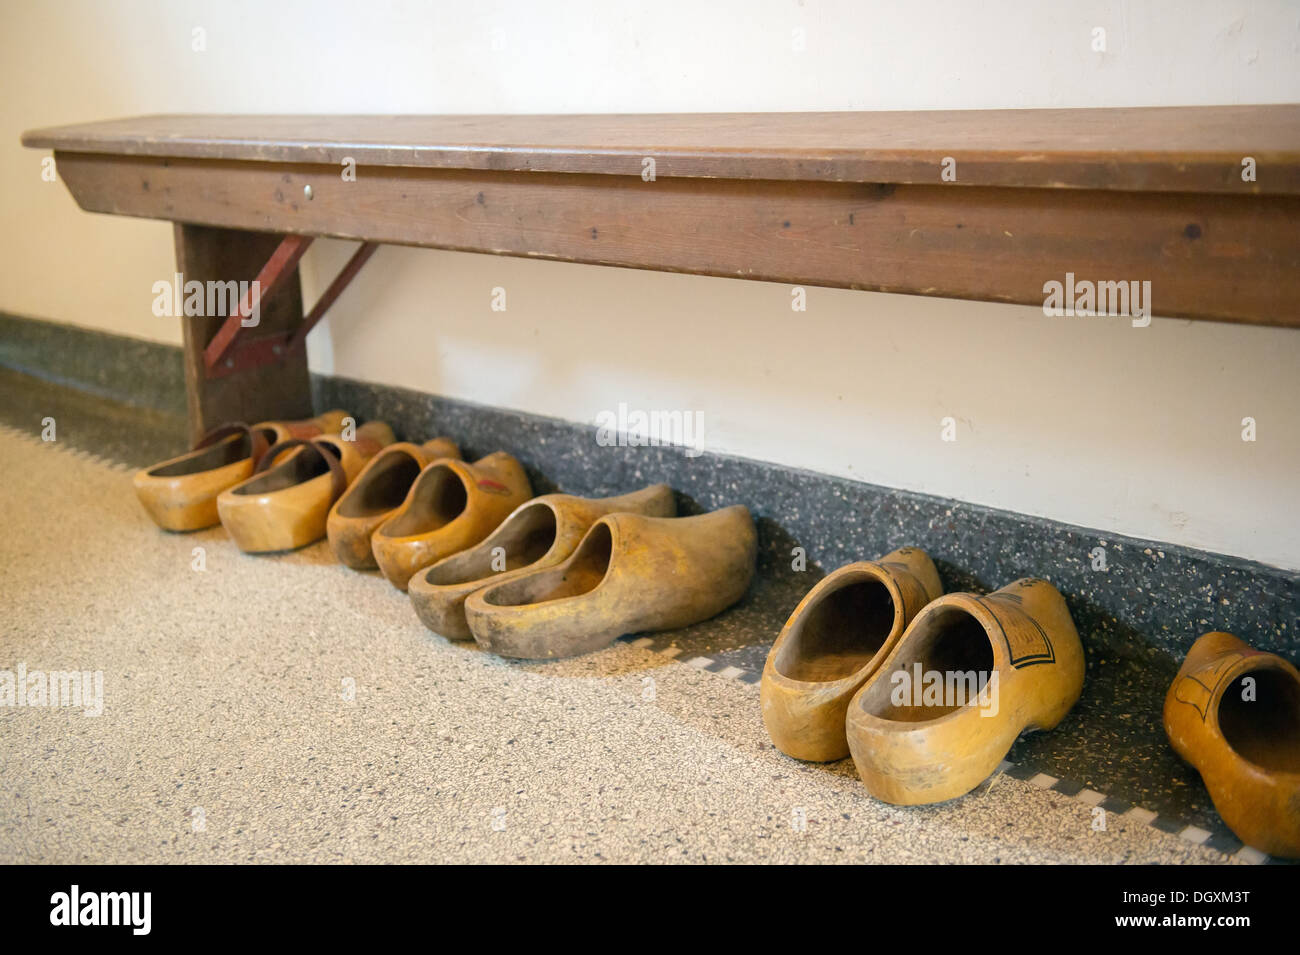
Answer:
[0, 421, 1254, 864]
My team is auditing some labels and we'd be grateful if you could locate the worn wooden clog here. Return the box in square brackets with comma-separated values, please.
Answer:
[1163, 631, 1300, 858]
[371, 452, 532, 590]
[761, 548, 942, 762]
[325, 438, 461, 569]
[845, 578, 1084, 805]
[409, 483, 676, 639]
[216, 421, 395, 553]
[133, 410, 350, 531]
[464, 506, 756, 660]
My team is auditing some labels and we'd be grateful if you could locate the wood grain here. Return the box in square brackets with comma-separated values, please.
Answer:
[56, 153, 1300, 327]
[23, 106, 1300, 194]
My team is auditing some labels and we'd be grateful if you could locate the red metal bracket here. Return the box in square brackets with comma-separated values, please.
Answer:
[203, 234, 313, 377]
[203, 235, 378, 379]
[287, 241, 379, 354]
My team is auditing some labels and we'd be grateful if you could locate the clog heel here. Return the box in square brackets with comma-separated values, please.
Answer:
[133, 410, 349, 531]
[1163, 632, 1300, 858]
[845, 578, 1084, 805]
[371, 452, 532, 590]
[326, 438, 461, 569]
[464, 505, 756, 660]
[409, 483, 675, 639]
[216, 421, 395, 552]
[761, 547, 941, 762]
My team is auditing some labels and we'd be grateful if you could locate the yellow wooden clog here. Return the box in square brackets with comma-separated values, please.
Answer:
[464, 506, 756, 660]
[216, 421, 395, 552]
[845, 577, 1084, 805]
[371, 452, 532, 590]
[1164, 631, 1300, 858]
[761, 548, 942, 762]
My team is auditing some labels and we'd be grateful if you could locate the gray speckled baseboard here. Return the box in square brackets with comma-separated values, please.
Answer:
[0, 311, 186, 418]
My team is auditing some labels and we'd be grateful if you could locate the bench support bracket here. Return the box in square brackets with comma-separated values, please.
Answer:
[202, 235, 378, 380]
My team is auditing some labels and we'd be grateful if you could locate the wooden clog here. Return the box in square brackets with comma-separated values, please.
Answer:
[464, 506, 756, 660]
[1163, 631, 1300, 858]
[325, 438, 461, 569]
[845, 578, 1084, 805]
[216, 421, 395, 552]
[371, 452, 532, 590]
[761, 548, 942, 762]
[133, 410, 349, 531]
[409, 484, 676, 639]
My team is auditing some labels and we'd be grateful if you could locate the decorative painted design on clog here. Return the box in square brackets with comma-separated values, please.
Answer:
[977, 591, 1056, 669]
[846, 577, 1085, 806]
[1172, 651, 1248, 722]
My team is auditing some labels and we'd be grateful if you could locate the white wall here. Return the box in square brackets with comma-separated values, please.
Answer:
[3, 0, 1299, 568]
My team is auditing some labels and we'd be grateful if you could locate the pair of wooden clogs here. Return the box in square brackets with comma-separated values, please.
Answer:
[761, 549, 1085, 805]
[323, 438, 474, 570]
[135, 410, 353, 533]
[324, 446, 539, 589]
[134, 410, 420, 552]
[357, 452, 532, 587]
[407, 486, 757, 660]
[762, 551, 1300, 857]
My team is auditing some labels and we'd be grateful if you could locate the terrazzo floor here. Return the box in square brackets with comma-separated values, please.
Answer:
[0, 388, 1260, 864]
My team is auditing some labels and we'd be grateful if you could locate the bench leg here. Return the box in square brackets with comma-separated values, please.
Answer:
[173, 224, 315, 445]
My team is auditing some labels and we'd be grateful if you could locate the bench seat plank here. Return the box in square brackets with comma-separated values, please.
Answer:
[23, 106, 1300, 193]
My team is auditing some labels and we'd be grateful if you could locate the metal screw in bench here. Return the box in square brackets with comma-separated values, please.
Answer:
[303, 184, 313, 200]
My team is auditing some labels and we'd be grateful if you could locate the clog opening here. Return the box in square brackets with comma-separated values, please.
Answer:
[382, 465, 468, 536]
[774, 577, 895, 682]
[337, 450, 421, 517]
[424, 504, 557, 585]
[149, 427, 274, 477]
[481, 523, 612, 606]
[858, 605, 995, 722]
[232, 440, 336, 495]
[1218, 667, 1300, 772]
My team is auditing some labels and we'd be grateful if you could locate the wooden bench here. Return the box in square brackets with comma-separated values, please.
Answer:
[23, 107, 1300, 442]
